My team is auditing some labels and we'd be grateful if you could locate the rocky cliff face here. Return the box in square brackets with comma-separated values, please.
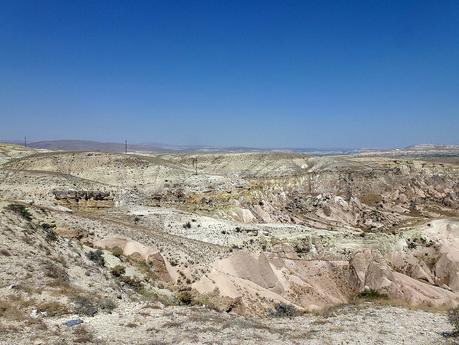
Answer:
[154, 158, 458, 233]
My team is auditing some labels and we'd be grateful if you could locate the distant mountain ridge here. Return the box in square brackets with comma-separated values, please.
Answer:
[1, 139, 457, 155]
[24, 140, 355, 154]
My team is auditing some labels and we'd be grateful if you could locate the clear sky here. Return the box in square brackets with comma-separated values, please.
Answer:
[0, 0, 458, 148]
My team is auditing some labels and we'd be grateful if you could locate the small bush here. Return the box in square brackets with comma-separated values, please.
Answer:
[37, 301, 69, 317]
[293, 239, 310, 254]
[0, 297, 28, 321]
[86, 250, 105, 266]
[6, 204, 32, 221]
[183, 222, 192, 229]
[111, 246, 123, 258]
[41, 223, 58, 242]
[271, 303, 298, 318]
[98, 298, 117, 313]
[44, 262, 69, 282]
[110, 265, 126, 277]
[177, 290, 193, 305]
[72, 295, 98, 317]
[73, 324, 94, 343]
[357, 289, 387, 300]
[120, 276, 143, 291]
[448, 306, 459, 336]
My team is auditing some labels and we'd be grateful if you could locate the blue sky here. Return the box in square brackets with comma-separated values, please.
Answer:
[0, 0, 458, 148]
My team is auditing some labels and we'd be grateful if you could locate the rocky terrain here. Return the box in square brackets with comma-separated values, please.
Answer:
[0, 143, 458, 344]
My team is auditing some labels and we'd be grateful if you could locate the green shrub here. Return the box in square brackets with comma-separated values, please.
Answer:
[72, 295, 98, 317]
[270, 303, 298, 318]
[110, 265, 126, 277]
[71, 295, 115, 317]
[120, 276, 143, 291]
[86, 250, 105, 266]
[111, 246, 123, 258]
[41, 223, 58, 242]
[177, 290, 193, 305]
[6, 204, 32, 221]
[98, 298, 117, 314]
[44, 262, 69, 282]
[357, 289, 387, 300]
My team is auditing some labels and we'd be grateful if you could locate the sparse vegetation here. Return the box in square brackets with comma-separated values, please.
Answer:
[270, 303, 299, 318]
[177, 290, 193, 305]
[111, 265, 126, 277]
[41, 223, 58, 242]
[37, 300, 70, 317]
[120, 275, 143, 291]
[99, 298, 117, 313]
[86, 249, 105, 266]
[72, 295, 98, 317]
[448, 305, 459, 336]
[70, 293, 116, 317]
[357, 289, 388, 300]
[111, 246, 124, 258]
[6, 203, 32, 221]
[0, 296, 28, 321]
[293, 239, 310, 254]
[0, 143, 458, 344]
[73, 324, 95, 343]
[43, 262, 69, 283]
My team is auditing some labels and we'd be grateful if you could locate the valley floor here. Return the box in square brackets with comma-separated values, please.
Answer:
[0, 302, 455, 345]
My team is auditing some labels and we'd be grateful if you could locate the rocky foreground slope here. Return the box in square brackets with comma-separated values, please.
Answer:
[0, 144, 458, 344]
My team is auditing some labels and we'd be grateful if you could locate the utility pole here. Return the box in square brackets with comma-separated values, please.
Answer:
[125, 140, 127, 154]
[192, 157, 198, 175]
[308, 172, 314, 194]
[346, 172, 353, 202]
[24, 136, 27, 147]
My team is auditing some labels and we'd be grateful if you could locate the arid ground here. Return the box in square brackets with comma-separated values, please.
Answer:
[1, 143, 458, 344]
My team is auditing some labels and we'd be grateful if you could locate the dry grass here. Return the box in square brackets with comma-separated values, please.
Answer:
[162, 320, 183, 328]
[37, 300, 70, 317]
[221, 317, 270, 331]
[0, 322, 20, 334]
[1, 294, 70, 321]
[73, 324, 95, 343]
[355, 298, 451, 313]
[0, 295, 31, 321]
[43, 261, 69, 283]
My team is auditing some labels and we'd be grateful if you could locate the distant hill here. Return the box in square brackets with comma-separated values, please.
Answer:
[27, 140, 162, 153]
[404, 144, 459, 151]
[9, 139, 457, 155]
[25, 140, 353, 154]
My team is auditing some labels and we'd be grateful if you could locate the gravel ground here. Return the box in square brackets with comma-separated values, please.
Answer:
[1, 302, 455, 345]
